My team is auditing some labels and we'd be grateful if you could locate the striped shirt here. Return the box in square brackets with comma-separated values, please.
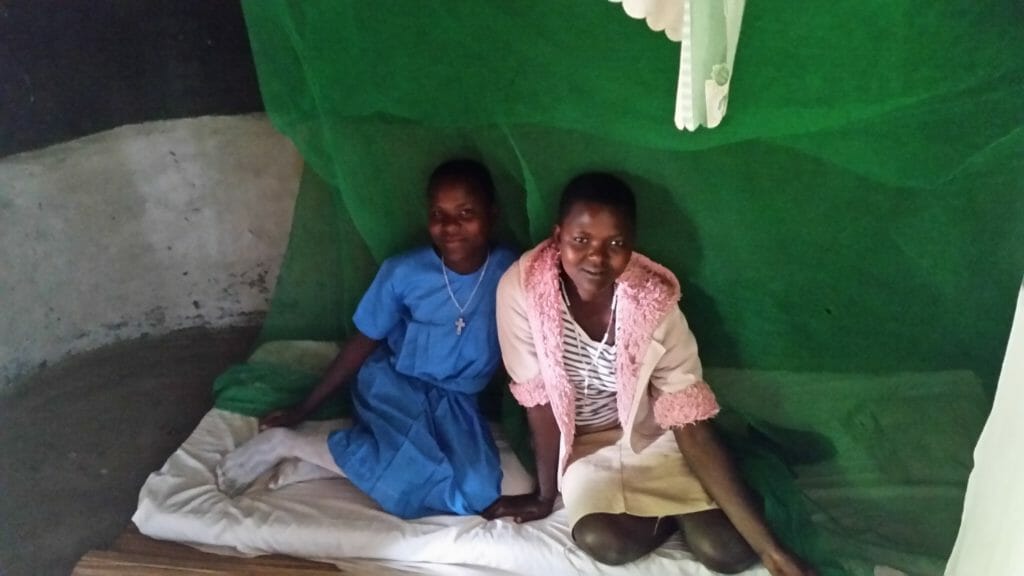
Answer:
[561, 305, 620, 432]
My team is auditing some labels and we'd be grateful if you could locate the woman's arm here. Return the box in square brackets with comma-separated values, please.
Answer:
[675, 421, 812, 575]
[483, 401, 560, 522]
[647, 307, 812, 574]
[484, 264, 563, 521]
[526, 402, 561, 504]
[260, 331, 379, 429]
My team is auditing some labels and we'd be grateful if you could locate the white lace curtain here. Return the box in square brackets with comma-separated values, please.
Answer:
[609, 0, 746, 130]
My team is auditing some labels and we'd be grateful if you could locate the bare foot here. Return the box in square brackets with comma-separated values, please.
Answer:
[267, 458, 342, 490]
[215, 428, 291, 497]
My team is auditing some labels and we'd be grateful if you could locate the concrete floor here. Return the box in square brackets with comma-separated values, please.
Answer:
[0, 326, 259, 576]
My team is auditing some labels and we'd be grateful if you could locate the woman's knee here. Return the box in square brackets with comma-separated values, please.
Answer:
[572, 514, 664, 566]
[680, 510, 757, 574]
[691, 543, 756, 574]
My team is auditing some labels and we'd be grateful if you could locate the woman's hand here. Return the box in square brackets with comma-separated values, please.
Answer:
[258, 406, 306, 431]
[761, 546, 817, 576]
[259, 332, 377, 432]
[481, 493, 556, 523]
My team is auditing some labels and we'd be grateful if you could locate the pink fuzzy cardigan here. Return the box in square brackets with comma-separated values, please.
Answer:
[496, 240, 720, 478]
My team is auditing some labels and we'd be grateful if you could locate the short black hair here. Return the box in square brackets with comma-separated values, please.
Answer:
[557, 172, 636, 231]
[428, 158, 496, 207]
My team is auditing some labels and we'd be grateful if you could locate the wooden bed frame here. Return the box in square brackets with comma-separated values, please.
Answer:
[71, 524, 421, 575]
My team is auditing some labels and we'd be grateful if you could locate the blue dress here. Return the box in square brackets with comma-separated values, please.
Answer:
[327, 244, 517, 519]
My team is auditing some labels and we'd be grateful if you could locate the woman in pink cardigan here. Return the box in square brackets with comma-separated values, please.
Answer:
[484, 173, 813, 575]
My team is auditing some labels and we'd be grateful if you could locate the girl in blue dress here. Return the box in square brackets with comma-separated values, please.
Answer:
[216, 159, 517, 519]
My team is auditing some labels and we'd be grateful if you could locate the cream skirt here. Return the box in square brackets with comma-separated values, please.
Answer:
[561, 427, 718, 530]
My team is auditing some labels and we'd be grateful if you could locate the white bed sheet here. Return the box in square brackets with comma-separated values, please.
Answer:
[133, 408, 770, 576]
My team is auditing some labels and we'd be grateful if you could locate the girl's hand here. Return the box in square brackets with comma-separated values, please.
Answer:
[481, 493, 555, 523]
[258, 406, 306, 431]
[761, 546, 817, 576]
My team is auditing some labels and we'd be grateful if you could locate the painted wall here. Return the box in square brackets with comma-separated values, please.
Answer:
[0, 2, 262, 157]
[0, 114, 301, 392]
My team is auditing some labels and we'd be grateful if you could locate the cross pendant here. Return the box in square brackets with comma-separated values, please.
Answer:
[455, 317, 466, 336]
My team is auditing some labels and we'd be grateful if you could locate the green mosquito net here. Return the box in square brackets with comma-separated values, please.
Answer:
[212, 2, 1024, 574]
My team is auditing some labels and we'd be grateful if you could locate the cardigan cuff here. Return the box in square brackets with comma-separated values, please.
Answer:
[653, 380, 720, 428]
[509, 374, 549, 407]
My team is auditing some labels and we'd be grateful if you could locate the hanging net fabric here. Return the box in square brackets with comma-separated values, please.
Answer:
[212, 1, 1024, 574]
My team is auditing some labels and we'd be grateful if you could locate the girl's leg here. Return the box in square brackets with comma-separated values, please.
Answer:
[267, 458, 345, 490]
[675, 509, 757, 574]
[572, 512, 677, 566]
[215, 427, 343, 496]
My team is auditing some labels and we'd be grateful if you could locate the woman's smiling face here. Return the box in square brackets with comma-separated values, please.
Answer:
[554, 200, 634, 299]
[427, 180, 494, 271]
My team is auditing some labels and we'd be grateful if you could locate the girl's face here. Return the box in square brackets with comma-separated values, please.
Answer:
[554, 200, 634, 299]
[428, 180, 495, 269]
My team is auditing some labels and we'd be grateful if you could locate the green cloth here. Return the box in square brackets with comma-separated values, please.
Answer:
[213, 341, 350, 419]
[217, 1, 1024, 574]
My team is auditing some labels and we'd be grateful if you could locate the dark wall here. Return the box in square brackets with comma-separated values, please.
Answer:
[0, 2, 264, 158]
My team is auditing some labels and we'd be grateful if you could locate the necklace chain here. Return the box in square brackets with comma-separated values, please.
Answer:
[559, 277, 617, 394]
[441, 252, 490, 335]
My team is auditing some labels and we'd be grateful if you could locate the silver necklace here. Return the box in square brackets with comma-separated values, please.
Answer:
[441, 252, 490, 336]
[559, 277, 617, 394]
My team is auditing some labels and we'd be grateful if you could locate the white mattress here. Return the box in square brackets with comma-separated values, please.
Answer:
[133, 408, 770, 576]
